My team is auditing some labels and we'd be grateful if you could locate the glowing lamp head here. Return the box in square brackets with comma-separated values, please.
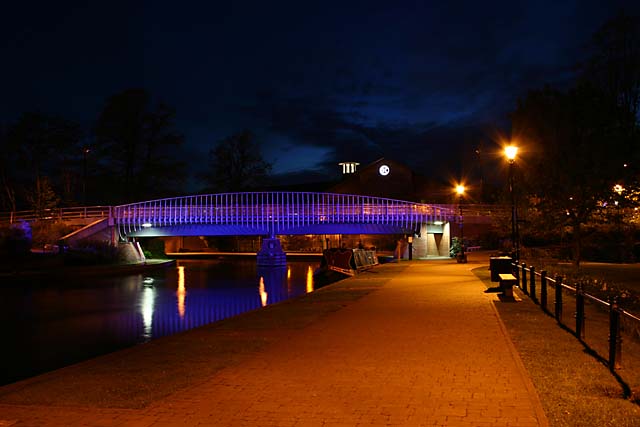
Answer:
[504, 145, 518, 161]
[613, 184, 624, 195]
[455, 184, 465, 196]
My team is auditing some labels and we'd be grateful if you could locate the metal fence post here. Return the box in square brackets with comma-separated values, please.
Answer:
[530, 266, 537, 302]
[555, 275, 563, 324]
[513, 263, 520, 287]
[521, 262, 528, 295]
[575, 283, 585, 340]
[609, 297, 622, 371]
[540, 270, 547, 312]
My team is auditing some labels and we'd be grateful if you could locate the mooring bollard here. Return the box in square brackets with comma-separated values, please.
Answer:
[609, 296, 622, 371]
[540, 270, 548, 312]
[555, 275, 563, 324]
[576, 283, 585, 340]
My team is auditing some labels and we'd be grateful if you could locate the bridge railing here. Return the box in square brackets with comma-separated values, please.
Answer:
[114, 192, 456, 235]
[0, 206, 112, 225]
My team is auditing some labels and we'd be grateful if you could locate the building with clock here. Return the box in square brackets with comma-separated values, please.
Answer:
[329, 157, 440, 203]
[329, 158, 451, 258]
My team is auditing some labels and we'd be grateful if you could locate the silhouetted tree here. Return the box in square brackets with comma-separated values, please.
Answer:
[582, 13, 640, 127]
[201, 130, 272, 192]
[512, 84, 628, 265]
[0, 124, 16, 211]
[511, 13, 640, 265]
[94, 89, 185, 202]
[26, 176, 59, 217]
[6, 112, 82, 210]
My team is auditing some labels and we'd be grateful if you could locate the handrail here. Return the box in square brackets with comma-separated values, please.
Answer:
[113, 192, 457, 237]
[511, 261, 638, 377]
[0, 206, 112, 225]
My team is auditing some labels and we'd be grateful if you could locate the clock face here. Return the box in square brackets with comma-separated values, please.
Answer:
[379, 164, 390, 176]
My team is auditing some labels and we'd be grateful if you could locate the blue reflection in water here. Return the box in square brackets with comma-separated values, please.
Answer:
[0, 259, 324, 386]
[140, 284, 155, 340]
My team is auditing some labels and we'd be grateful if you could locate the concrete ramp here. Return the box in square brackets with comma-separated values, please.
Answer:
[59, 217, 113, 247]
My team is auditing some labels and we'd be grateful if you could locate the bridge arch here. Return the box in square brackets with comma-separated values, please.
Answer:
[113, 192, 455, 239]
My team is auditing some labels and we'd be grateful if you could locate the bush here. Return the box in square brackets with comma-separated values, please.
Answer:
[0, 221, 32, 257]
[142, 238, 167, 258]
[30, 221, 74, 248]
[450, 237, 462, 257]
[580, 227, 635, 263]
[476, 230, 502, 250]
[64, 240, 118, 265]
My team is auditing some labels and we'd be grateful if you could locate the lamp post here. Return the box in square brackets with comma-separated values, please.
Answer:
[614, 184, 625, 261]
[455, 184, 466, 263]
[82, 146, 90, 205]
[505, 145, 519, 261]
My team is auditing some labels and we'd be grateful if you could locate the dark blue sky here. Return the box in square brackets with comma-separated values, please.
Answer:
[2, 1, 638, 186]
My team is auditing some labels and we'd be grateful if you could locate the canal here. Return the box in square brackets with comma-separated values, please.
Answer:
[0, 258, 330, 386]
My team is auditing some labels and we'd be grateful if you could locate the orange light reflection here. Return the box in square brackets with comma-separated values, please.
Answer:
[259, 276, 268, 307]
[177, 266, 186, 318]
[306, 266, 314, 293]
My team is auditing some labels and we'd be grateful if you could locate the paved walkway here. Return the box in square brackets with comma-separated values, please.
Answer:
[0, 256, 548, 426]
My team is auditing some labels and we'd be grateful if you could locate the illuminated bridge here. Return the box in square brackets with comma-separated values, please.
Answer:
[113, 192, 456, 238]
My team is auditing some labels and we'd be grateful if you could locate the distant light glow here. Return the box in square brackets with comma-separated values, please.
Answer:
[613, 184, 625, 195]
[379, 165, 390, 176]
[504, 145, 518, 161]
[339, 161, 360, 174]
[142, 222, 153, 228]
[287, 267, 291, 279]
[434, 221, 444, 225]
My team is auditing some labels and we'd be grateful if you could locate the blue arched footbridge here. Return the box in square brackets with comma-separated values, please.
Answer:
[114, 192, 455, 238]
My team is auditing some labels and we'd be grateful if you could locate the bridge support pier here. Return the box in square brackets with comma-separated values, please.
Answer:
[257, 237, 287, 266]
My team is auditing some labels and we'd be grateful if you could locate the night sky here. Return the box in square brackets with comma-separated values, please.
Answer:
[2, 1, 638, 188]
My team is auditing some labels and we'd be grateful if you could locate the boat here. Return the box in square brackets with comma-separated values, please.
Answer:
[320, 248, 379, 276]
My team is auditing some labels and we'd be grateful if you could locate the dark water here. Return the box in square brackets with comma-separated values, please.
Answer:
[0, 258, 324, 386]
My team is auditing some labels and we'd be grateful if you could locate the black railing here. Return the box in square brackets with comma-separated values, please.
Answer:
[511, 262, 640, 381]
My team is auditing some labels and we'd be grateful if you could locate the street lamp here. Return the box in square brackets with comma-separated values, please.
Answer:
[455, 184, 466, 263]
[82, 146, 90, 206]
[505, 145, 519, 261]
[613, 184, 625, 260]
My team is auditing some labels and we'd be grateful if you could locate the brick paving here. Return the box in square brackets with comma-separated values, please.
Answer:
[0, 256, 548, 426]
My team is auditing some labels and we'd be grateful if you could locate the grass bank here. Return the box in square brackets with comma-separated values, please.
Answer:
[474, 266, 640, 426]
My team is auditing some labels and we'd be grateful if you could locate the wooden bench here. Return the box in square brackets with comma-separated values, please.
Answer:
[498, 273, 517, 299]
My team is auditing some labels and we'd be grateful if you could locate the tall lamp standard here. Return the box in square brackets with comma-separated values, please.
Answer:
[505, 145, 519, 261]
[455, 184, 466, 263]
[614, 184, 625, 260]
[82, 146, 90, 206]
